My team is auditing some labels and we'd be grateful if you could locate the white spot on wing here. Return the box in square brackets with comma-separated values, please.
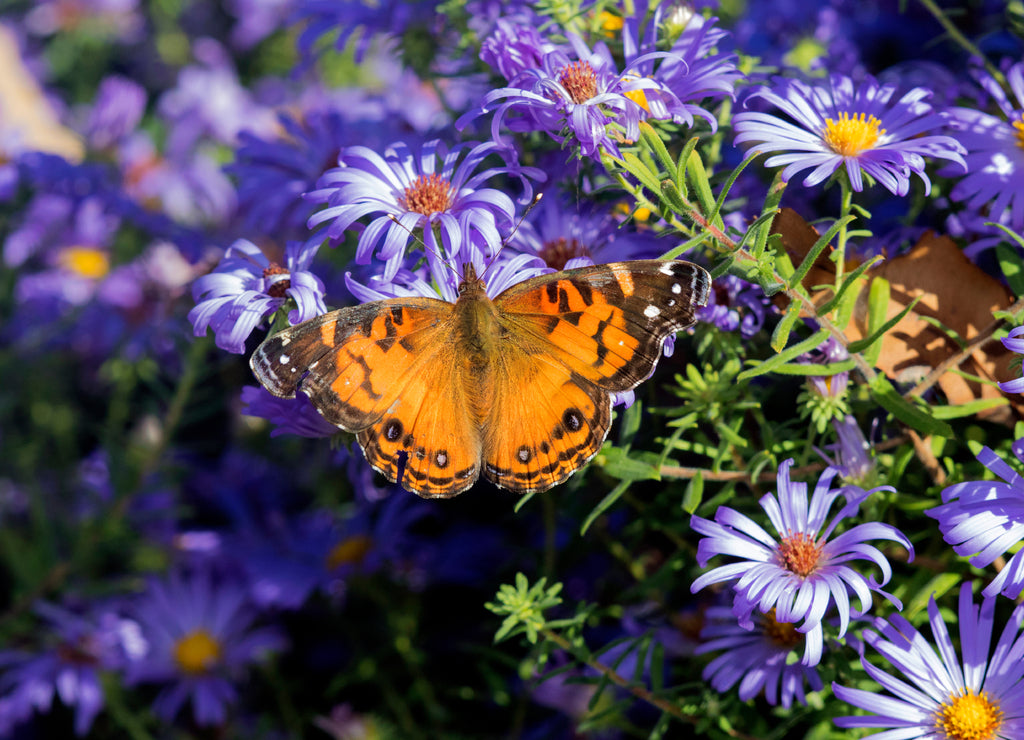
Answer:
[279, 354, 290, 364]
[659, 262, 675, 275]
[644, 305, 660, 318]
[672, 283, 681, 294]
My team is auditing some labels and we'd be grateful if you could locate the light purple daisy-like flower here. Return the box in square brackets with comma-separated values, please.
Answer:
[733, 74, 966, 196]
[695, 272, 770, 338]
[696, 605, 824, 708]
[306, 139, 538, 281]
[85, 75, 146, 150]
[461, 32, 679, 160]
[189, 238, 326, 354]
[239, 385, 338, 439]
[690, 459, 912, 665]
[124, 570, 286, 726]
[946, 61, 1024, 232]
[0, 602, 135, 736]
[926, 438, 1024, 601]
[816, 415, 877, 487]
[620, 10, 740, 131]
[997, 326, 1024, 394]
[833, 583, 1024, 740]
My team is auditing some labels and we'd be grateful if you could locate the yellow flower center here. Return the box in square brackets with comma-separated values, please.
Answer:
[822, 112, 885, 156]
[1013, 113, 1024, 150]
[558, 61, 598, 104]
[935, 690, 1003, 740]
[759, 609, 802, 649]
[173, 629, 222, 675]
[776, 532, 824, 578]
[399, 173, 452, 216]
[621, 77, 651, 112]
[597, 10, 623, 36]
[326, 535, 374, 571]
[58, 246, 110, 280]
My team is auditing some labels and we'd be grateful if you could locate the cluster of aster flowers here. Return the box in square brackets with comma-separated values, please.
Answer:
[4, 0, 1024, 738]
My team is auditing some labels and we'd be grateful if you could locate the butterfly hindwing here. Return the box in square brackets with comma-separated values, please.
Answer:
[494, 260, 711, 393]
[250, 297, 484, 497]
[483, 348, 610, 492]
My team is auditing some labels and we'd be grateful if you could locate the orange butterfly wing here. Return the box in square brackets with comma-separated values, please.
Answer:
[481, 260, 710, 492]
[250, 299, 483, 497]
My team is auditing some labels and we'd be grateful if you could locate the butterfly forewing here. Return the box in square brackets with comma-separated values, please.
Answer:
[493, 260, 711, 393]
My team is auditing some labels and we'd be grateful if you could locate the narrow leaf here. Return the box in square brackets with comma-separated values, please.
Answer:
[740, 327, 831, 380]
[581, 480, 631, 535]
[869, 374, 953, 437]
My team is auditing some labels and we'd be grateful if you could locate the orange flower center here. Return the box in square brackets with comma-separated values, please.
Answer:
[759, 609, 802, 649]
[935, 690, 1003, 740]
[173, 629, 222, 675]
[326, 535, 374, 571]
[558, 61, 598, 104]
[399, 173, 452, 216]
[263, 262, 291, 298]
[58, 246, 110, 280]
[538, 237, 590, 270]
[1013, 113, 1024, 150]
[822, 112, 885, 156]
[776, 532, 824, 577]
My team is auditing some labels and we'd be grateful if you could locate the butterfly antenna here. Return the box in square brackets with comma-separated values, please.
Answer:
[386, 214, 461, 281]
[480, 192, 544, 282]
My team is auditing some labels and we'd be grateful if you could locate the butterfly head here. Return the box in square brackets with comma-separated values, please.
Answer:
[457, 261, 487, 297]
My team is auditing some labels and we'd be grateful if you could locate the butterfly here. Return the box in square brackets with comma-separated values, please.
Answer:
[250, 259, 710, 498]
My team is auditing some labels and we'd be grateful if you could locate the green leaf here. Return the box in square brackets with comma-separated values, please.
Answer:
[817, 256, 881, 316]
[929, 397, 1009, 419]
[997, 241, 1024, 296]
[869, 374, 953, 438]
[762, 359, 858, 376]
[770, 303, 802, 353]
[620, 152, 663, 196]
[599, 447, 662, 481]
[904, 573, 962, 621]
[685, 149, 721, 229]
[858, 277, 890, 365]
[739, 327, 831, 380]
[581, 480, 631, 535]
[846, 292, 921, 355]
[681, 471, 703, 514]
[639, 121, 675, 179]
[787, 215, 854, 291]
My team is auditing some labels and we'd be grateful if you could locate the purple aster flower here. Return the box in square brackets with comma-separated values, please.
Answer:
[620, 9, 741, 131]
[157, 39, 276, 157]
[188, 238, 326, 354]
[0, 602, 134, 736]
[816, 415, 877, 487]
[124, 570, 286, 726]
[926, 438, 1024, 601]
[291, 0, 438, 64]
[695, 605, 824, 708]
[690, 460, 912, 665]
[85, 75, 146, 150]
[509, 194, 663, 271]
[946, 61, 1024, 231]
[479, 17, 553, 82]
[833, 583, 1024, 740]
[228, 110, 351, 239]
[225, 0, 294, 49]
[239, 385, 338, 438]
[462, 31, 684, 160]
[306, 139, 538, 281]
[695, 272, 770, 338]
[998, 326, 1024, 394]
[733, 74, 966, 196]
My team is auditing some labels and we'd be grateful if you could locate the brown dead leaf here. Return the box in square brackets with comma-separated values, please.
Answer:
[772, 208, 1020, 419]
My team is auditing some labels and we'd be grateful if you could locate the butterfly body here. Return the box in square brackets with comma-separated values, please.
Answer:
[251, 260, 710, 498]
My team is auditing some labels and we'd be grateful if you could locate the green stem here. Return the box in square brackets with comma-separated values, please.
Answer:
[833, 177, 853, 287]
[540, 629, 758, 740]
[916, 0, 1005, 85]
